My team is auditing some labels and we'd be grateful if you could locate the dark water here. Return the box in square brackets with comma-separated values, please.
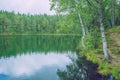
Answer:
[0, 35, 104, 80]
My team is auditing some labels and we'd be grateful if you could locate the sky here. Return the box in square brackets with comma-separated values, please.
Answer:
[0, 0, 55, 15]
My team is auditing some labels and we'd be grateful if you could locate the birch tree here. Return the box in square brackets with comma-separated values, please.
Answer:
[96, 0, 109, 60]
[85, 0, 110, 60]
[50, 0, 90, 48]
[49, 0, 120, 60]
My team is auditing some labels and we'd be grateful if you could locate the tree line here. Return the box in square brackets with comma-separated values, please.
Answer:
[0, 10, 82, 34]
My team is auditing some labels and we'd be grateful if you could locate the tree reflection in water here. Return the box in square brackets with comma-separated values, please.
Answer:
[57, 55, 105, 80]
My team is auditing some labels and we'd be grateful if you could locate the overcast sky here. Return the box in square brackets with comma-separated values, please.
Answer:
[0, 0, 55, 15]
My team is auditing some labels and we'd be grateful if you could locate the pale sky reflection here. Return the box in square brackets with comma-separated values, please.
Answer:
[0, 52, 73, 77]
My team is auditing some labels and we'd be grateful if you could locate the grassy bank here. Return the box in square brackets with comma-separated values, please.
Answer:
[78, 26, 120, 79]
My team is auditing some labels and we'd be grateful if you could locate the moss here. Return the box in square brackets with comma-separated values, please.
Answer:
[108, 26, 120, 34]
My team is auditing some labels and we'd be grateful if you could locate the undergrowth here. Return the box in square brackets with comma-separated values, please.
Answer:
[77, 26, 120, 80]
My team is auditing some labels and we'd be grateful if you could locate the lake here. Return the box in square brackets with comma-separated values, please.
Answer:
[0, 35, 103, 80]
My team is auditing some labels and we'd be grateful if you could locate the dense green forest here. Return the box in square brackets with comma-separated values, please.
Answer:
[0, 11, 81, 34]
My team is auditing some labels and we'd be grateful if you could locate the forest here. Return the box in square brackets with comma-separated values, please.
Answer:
[0, 11, 81, 34]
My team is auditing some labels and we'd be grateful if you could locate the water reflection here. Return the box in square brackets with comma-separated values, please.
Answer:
[0, 35, 80, 58]
[0, 35, 105, 80]
[57, 56, 103, 80]
[0, 52, 75, 80]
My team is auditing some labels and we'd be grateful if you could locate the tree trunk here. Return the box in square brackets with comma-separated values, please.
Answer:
[78, 13, 86, 48]
[74, 1, 86, 48]
[98, 4, 109, 60]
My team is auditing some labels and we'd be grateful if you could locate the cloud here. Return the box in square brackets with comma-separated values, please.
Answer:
[0, 0, 55, 15]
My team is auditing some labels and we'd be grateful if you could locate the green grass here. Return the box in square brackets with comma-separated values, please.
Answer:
[81, 49, 120, 80]
[108, 26, 120, 33]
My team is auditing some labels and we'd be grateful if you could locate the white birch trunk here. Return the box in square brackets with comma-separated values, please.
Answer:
[98, 4, 109, 59]
[74, 1, 86, 48]
[78, 13, 86, 48]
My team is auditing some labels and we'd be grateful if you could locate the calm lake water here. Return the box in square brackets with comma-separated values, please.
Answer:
[0, 35, 103, 80]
